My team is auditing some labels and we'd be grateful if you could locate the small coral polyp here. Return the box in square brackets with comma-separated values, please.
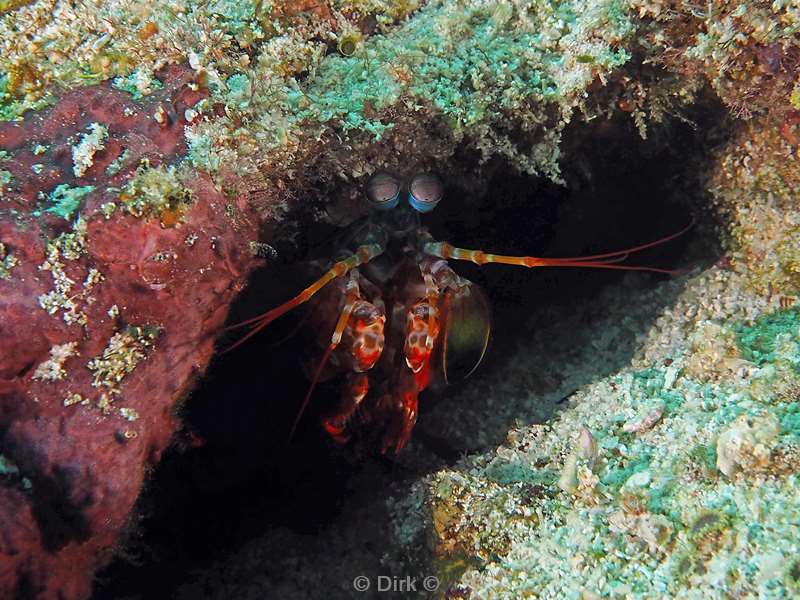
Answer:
[88, 325, 160, 392]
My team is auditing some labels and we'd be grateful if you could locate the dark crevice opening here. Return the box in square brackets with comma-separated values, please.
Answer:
[92, 98, 726, 599]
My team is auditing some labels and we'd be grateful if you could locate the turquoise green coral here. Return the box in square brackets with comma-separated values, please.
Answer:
[44, 184, 96, 221]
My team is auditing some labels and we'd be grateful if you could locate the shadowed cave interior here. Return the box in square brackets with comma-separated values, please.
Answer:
[92, 102, 724, 599]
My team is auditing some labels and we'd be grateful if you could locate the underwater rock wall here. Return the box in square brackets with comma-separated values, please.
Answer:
[0, 0, 799, 598]
[386, 5, 800, 597]
[0, 65, 260, 597]
[1, 0, 665, 187]
[390, 267, 800, 597]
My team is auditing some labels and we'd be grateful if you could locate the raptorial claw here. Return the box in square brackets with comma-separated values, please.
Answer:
[322, 373, 370, 445]
[440, 282, 491, 383]
[403, 301, 440, 374]
[378, 385, 419, 454]
[344, 301, 386, 373]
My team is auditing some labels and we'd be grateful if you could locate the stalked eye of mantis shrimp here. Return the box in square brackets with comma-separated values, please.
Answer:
[225, 172, 692, 453]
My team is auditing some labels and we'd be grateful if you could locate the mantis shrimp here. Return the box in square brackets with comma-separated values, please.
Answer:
[227, 172, 690, 453]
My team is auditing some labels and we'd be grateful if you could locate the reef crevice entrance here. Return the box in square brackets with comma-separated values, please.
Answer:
[93, 100, 724, 599]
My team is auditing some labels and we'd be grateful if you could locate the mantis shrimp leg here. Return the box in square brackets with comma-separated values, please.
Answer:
[289, 269, 365, 438]
[223, 243, 384, 353]
[290, 267, 388, 438]
[377, 261, 446, 452]
[322, 373, 370, 445]
[378, 371, 420, 454]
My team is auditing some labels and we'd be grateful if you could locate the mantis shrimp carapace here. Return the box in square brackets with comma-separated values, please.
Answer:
[227, 172, 690, 453]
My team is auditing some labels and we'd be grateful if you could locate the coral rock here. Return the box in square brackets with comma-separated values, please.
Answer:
[0, 66, 259, 598]
[716, 414, 780, 478]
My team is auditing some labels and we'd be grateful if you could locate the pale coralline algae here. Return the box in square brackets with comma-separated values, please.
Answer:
[710, 120, 800, 299]
[36, 217, 93, 326]
[0, 241, 17, 279]
[628, 0, 800, 119]
[715, 413, 780, 479]
[31, 341, 79, 382]
[71, 122, 108, 177]
[185, 0, 636, 181]
[2, 0, 799, 196]
[3, 0, 796, 198]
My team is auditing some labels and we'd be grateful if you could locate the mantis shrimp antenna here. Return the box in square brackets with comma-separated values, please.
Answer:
[222, 243, 383, 353]
[423, 220, 693, 274]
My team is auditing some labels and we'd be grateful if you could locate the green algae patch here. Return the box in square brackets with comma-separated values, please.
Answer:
[601, 457, 651, 490]
[225, 73, 252, 110]
[112, 69, 164, 100]
[483, 460, 557, 487]
[780, 402, 800, 437]
[44, 184, 96, 220]
[735, 307, 800, 369]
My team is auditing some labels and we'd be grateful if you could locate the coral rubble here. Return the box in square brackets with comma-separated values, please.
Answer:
[390, 288, 800, 597]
